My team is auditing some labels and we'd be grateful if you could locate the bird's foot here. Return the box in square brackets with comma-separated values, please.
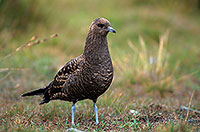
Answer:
[71, 122, 75, 126]
[95, 120, 99, 125]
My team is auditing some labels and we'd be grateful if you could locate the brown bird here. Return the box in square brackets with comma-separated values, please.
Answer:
[21, 18, 116, 125]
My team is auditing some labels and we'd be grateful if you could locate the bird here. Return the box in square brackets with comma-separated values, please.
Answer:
[21, 18, 116, 125]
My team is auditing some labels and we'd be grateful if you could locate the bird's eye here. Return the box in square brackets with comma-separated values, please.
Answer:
[97, 24, 104, 28]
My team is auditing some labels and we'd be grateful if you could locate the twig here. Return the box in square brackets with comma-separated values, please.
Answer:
[0, 36, 37, 62]
[184, 90, 194, 124]
[180, 106, 200, 114]
[0, 68, 28, 73]
[0, 33, 58, 63]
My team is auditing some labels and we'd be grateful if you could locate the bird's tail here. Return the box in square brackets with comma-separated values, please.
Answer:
[21, 88, 46, 97]
[21, 87, 50, 105]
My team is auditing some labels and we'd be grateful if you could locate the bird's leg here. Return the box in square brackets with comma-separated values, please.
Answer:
[71, 103, 75, 125]
[93, 102, 99, 125]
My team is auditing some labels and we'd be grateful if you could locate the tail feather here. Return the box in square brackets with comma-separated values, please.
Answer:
[21, 88, 46, 97]
[22, 87, 50, 105]
[39, 99, 50, 105]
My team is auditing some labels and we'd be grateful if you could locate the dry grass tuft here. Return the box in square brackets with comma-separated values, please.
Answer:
[116, 31, 181, 97]
[0, 33, 58, 82]
[0, 33, 58, 63]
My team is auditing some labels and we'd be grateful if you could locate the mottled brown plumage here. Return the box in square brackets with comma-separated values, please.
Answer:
[21, 18, 116, 125]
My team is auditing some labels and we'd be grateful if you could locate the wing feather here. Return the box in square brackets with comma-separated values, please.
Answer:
[45, 55, 84, 100]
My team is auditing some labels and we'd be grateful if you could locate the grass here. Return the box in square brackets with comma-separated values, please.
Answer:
[115, 31, 181, 97]
[0, 0, 200, 131]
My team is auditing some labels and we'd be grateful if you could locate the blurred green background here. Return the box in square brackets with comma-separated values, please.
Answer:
[0, 0, 200, 131]
[1, 0, 200, 92]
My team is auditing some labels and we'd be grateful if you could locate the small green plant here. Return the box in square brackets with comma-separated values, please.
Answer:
[116, 31, 179, 97]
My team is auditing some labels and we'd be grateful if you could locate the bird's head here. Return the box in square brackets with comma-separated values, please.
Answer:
[89, 18, 116, 36]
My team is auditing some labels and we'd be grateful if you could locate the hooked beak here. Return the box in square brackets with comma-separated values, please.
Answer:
[107, 26, 116, 33]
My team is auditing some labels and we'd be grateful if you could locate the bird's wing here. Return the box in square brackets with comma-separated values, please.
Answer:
[44, 55, 84, 100]
[52, 55, 84, 89]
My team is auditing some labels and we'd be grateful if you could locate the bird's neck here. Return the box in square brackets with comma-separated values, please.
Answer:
[84, 33, 108, 55]
[83, 33, 110, 64]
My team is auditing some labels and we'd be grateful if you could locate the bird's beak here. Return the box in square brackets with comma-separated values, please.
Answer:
[107, 26, 116, 33]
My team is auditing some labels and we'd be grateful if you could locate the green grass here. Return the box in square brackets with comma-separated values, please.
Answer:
[0, 0, 200, 131]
